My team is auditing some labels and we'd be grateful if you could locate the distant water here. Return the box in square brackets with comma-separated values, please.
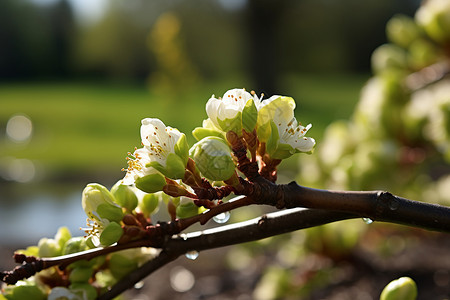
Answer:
[0, 191, 87, 246]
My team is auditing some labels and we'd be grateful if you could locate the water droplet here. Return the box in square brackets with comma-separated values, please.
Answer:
[178, 233, 187, 240]
[185, 250, 199, 260]
[362, 217, 373, 224]
[213, 211, 230, 224]
[134, 281, 145, 289]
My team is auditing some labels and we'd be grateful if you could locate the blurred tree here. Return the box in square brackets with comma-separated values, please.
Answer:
[0, 0, 75, 80]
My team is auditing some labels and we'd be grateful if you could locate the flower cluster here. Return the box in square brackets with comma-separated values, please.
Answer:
[121, 88, 315, 210]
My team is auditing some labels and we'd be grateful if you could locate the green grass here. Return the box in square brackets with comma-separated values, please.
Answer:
[0, 74, 369, 178]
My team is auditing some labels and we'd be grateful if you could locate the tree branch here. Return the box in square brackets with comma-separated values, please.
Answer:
[98, 208, 357, 300]
[279, 183, 450, 232]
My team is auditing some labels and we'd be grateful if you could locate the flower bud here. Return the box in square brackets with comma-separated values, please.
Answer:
[135, 173, 167, 194]
[416, 0, 450, 44]
[4, 284, 46, 300]
[99, 222, 123, 246]
[110, 181, 138, 212]
[109, 252, 138, 280]
[82, 183, 123, 223]
[190, 136, 235, 181]
[54, 226, 71, 250]
[63, 237, 88, 255]
[386, 14, 421, 48]
[69, 267, 94, 283]
[380, 277, 417, 300]
[371, 44, 407, 75]
[38, 238, 61, 258]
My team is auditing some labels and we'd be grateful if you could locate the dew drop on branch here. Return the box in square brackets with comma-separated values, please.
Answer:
[362, 217, 374, 224]
[185, 250, 199, 260]
[213, 211, 231, 224]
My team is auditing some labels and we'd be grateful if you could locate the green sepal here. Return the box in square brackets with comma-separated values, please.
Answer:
[139, 193, 161, 216]
[242, 98, 258, 133]
[192, 127, 224, 141]
[270, 143, 295, 160]
[217, 112, 242, 134]
[265, 121, 280, 157]
[174, 133, 190, 165]
[110, 182, 138, 212]
[135, 173, 166, 193]
[164, 152, 187, 179]
[256, 120, 272, 143]
[99, 222, 123, 246]
[97, 203, 123, 223]
[176, 202, 200, 218]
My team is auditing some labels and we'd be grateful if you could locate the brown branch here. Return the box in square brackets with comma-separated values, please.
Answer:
[279, 183, 450, 232]
[97, 208, 356, 300]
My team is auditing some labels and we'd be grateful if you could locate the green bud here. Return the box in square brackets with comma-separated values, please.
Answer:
[416, 0, 450, 44]
[54, 226, 72, 250]
[38, 238, 61, 258]
[176, 198, 200, 218]
[5, 284, 46, 300]
[63, 237, 88, 255]
[135, 172, 167, 193]
[190, 136, 235, 181]
[109, 253, 138, 280]
[380, 277, 417, 300]
[371, 44, 407, 75]
[139, 192, 161, 217]
[82, 183, 123, 223]
[69, 283, 97, 300]
[242, 98, 258, 133]
[99, 222, 123, 246]
[69, 267, 94, 283]
[386, 14, 421, 48]
[110, 182, 138, 212]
